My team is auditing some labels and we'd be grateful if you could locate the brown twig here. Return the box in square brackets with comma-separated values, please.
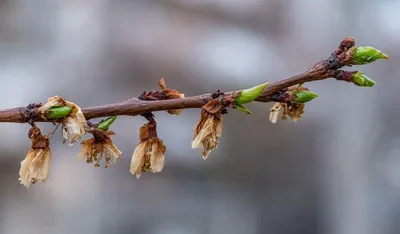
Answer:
[0, 38, 355, 123]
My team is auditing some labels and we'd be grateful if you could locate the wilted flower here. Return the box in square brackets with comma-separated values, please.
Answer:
[77, 130, 121, 168]
[269, 102, 305, 123]
[140, 78, 185, 115]
[38, 95, 86, 145]
[130, 121, 166, 178]
[192, 99, 223, 159]
[19, 126, 51, 188]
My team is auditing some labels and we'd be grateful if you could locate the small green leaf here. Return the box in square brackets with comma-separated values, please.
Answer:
[352, 46, 389, 65]
[363, 76, 376, 87]
[353, 71, 376, 87]
[97, 116, 117, 131]
[294, 91, 318, 103]
[46, 106, 73, 119]
[235, 82, 269, 104]
[234, 103, 252, 115]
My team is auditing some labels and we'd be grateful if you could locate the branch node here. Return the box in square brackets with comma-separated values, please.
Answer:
[24, 103, 42, 126]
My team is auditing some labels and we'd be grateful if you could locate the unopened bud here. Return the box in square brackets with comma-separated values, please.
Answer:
[353, 71, 376, 87]
[97, 116, 117, 131]
[46, 106, 73, 119]
[293, 91, 318, 103]
[352, 46, 389, 65]
[235, 82, 269, 104]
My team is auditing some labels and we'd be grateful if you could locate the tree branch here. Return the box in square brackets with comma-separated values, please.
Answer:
[0, 37, 379, 123]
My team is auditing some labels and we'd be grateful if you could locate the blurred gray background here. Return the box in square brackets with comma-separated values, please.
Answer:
[0, 0, 399, 234]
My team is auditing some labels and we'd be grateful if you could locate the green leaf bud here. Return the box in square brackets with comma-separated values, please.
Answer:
[293, 91, 318, 103]
[353, 71, 376, 87]
[97, 116, 117, 131]
[352, 46, 389, 65]
[46, 106, 73, 119]
[235, 82, 269, 104]
[234, 103, 252, 115]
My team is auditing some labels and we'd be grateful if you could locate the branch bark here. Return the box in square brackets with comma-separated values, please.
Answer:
[0, 38, 351, 124]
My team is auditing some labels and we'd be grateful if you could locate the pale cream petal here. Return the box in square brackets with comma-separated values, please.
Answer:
[103, 143, 122, 163]
[290, 103, 304, 122]
[201, 140, 213, 160]
[73, 106, 87, 125]
[291, 116, 300, 122]
[150, 141, 166, 173]
[269, 103, 283, 124]
[214, 114, 223, 138]
[19, 150, 35, 188]
[77, 139, 94, 161]
[30, 149, 51, 182]
[62, 116, 86, 144]
[191, 117, 214, 149]
[193, 110, 209, 138]
[201, 132, 220, 160]
[130, 141, 147, 178]
[269, 110, 280, 124]
[38, 96, 65, 113]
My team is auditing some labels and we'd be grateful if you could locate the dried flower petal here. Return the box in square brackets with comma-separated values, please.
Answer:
[130, 141, 148, 178]
[150, 139, 166, 173]
[269, 102, 283, 124]
[77, 138, 95, 162]
[269, 102, 305, 123]
[19, 150, 35, 188]
[159, 78, 185, 115]
[192, 110, 223, 159]
[284, 103, 304, 122]
[63, 116, 85, 144]
[103, 139, 122, 164]
[29, 149, 51, 183]
[19, 127, 51, 188]
[159, 78, 167, 90]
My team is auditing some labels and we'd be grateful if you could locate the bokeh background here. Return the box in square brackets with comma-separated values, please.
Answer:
[0, 0, 399, 234]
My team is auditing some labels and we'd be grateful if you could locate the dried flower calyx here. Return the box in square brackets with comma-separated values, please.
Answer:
[77, 117, 121, 168]
[19, 126, 51, 188]
[130, 119, 166, 178]
[269, 86, 317, 124]
[139, 78, 185, 115]
[192, 98, 224, 159]
[270, 102, 305, 123]
[77, 130, 121, 168]
[38, 96, 86, 145]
